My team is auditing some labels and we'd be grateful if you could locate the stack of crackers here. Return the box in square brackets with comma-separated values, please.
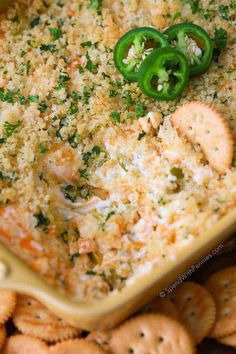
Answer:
[0, 263, 235, 353]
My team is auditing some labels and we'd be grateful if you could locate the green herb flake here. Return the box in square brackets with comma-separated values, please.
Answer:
[39, 142, 49, 153]
[49, 27, 62, 40]
[86, 270, 96, 276]
[81, 41, 93, 48]
[71, 253, 80, 263]
[68, 132, 80, 148]
[109, 89, 117, 98]
[40, 44, 56, 53]
[105, 211, 116, 222]
[170, 167, 185, 179]
[87, 0, 103, 13]
[92, 145, 101, 155]
[68, 102, 78, 115]
[11, 15, 19, 23]
[138, 131, 146, 141]
[85, 53, 98, 74]
[181, 0, 201, 14]
[20, 50, 27, 57]
[39, 102, 48, 113]
[35, 211, 50, 227]
[63, 185, 79, 202]
[135, 102, 147, 119]
[80, 169, 89, 179]
[111, 111, 121, 123]
[30, 17, 40, 28]
[58, 72, 70, 84]
[219, 5, 229, 20]
[82, 151, 92, 164]
[213, 27, 228, 61]
[28, 95, 40, 103]
[78, 65, 85, 74]
[4, 120, 22, 138]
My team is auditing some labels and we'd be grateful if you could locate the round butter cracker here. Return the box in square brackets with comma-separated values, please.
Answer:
[142, 298, 179, 320]
[171, 101, 234, 174]
[0, 290, 16, 324]
[110, 314, 196, 354]
[86, 331, 111, 352]
[12, 295, 80, 343]
[0, 325, 6, 350]
[205, 266, 236, 338]
[49, 339, 105, 354]
[2, 334, 49, 354]
[168, 281, 216, 344]
[218, 332, 236, 348]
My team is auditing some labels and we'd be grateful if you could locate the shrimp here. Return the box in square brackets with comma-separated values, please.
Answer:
[43, 144, 82, 184]
[0, 205, 42, 255]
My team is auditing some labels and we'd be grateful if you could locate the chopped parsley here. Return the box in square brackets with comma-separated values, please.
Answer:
[122, 90, 134, 109]
[49, 27, 62, 40]
[78, 65, 85, 74]
[26, 60, 31, 76]
[81, 41, 94, 48]
[86, 270, 96, 276]
[219, 5, 229, 20]
[82, 151, 92, 164]
[92, 145, 101, 155]
[135, 102, 147, 119]
[63, 185, 79, 202]
[40, 44, 56, 53]
[170, 167, 184, 179]
[38, 142, 49, 153]
[85, 53, 98, 74]
[0, 88, 16, 104]
[68, 132, 80, 148]
[35, 211, 50, 227]
[100, 211, 116, 230]
[68, 102, 78, 115]
[181, 0, 201, 14]
[38, 102, 48, 113]
[87, 0, 103, 14]
[11, 15, 19, 23]
[4, 120, 22, 138]
[109, 89, 117, 98]
[110, 111, 121, 123]
[80, 169, 89, 179]
[138, 131, 146, 141]
[213, 28, 228, 61]
[28, 95, 40, 103]
[71, 253, 80, 263]
[58, 71, 70, 83]
[63, 184, 91, 202]
[30, 17, 40, 28]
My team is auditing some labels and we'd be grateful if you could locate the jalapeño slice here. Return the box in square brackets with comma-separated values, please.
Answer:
[114, 27, 169, 82]
[138, 47, 189, 101]
[165, 23, 213, 76]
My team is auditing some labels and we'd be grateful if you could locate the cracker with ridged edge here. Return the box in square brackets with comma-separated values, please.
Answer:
[86, 331, 111, 352]
[2, 334, 49, 354]
[168, 282, 216, 344]
[204, 266, 236, 338]
[12, 295, 80, 343]
[171, 101, 234, 174]
[142, 298, 179, 320]
[49, 339, 106, 354]
[218, 332, 236, 348]
[0, 325, 6, 350]
[0, 290, 16, 324]
[110, 314, 196, 354]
